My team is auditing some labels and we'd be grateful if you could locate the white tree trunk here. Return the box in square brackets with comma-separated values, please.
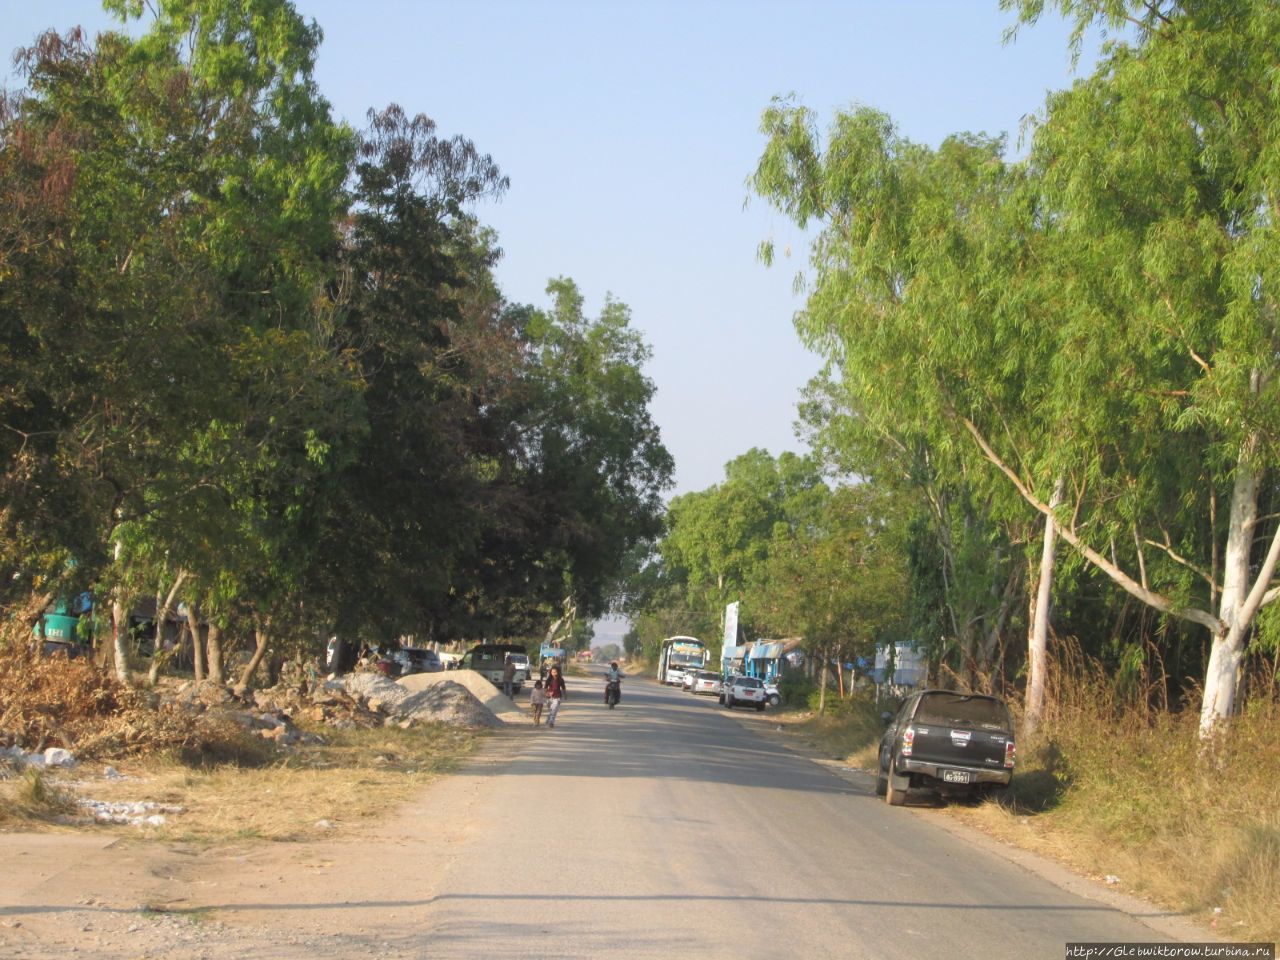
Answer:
[111, 595, 130, 686]
[1025, 478, 1064, 737]
[1199, 455, 1259, 735]
[186, 601, 205, 683]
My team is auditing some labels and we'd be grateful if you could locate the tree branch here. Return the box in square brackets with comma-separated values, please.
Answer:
[1237, 521, 1280, 628]
[1143, 537, 1214, 591]
[958, 414, 1223, 634]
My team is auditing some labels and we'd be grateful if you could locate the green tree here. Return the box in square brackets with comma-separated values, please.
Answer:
[753, 0, 1280, 736]
[659, 449, 827, 640]
[750, 484, 908, 713]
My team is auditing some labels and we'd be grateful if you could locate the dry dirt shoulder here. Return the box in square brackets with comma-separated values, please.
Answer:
[0, 727, 530, 960]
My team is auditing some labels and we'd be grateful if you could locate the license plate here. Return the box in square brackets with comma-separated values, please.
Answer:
[941, 769, 971, 784]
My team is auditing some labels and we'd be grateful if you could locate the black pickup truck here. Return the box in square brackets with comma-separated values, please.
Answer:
[876, 689, 1016, 806]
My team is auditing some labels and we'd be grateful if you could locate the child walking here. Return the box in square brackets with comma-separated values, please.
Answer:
[529, 679, 547, 726]
[545, 665, 567, 727]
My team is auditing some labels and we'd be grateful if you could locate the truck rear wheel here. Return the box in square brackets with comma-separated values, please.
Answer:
[885, 753, 910, 806]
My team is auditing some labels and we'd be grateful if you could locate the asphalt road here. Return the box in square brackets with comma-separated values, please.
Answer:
[417, 669, 1182, 960]
[0, 669, 1196, 960]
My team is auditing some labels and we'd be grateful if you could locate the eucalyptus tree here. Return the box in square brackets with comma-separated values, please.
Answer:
[798, 371, 1031, 696]
[1002, 0, 1280, 734]
[753, 108, 1062, 719]
[754, 0, 1280, 736]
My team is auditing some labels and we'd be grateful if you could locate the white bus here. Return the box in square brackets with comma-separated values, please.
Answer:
[657, 636, 708, 686]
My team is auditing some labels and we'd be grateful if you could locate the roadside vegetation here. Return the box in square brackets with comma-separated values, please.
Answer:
[0, 0, 670, 695]
[0, 716, 479, 842]
[0, 648, 483, 839]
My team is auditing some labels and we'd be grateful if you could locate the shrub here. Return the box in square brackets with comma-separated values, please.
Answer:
[777, 674, 814, 708]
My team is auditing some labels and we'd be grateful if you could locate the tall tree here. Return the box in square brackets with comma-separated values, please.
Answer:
[754, 0, 1280, 735]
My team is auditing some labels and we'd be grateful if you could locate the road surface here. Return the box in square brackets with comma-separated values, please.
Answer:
[0, 669, 1199, 959]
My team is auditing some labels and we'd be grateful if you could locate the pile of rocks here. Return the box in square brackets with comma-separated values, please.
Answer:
[78, 798, 183, 827]
[1, 745, 78, 771]
[339, 674, 502, 729]
[398, 669, 529, 722]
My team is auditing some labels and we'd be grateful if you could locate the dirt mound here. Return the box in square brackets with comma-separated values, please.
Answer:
[339, 673, 500, 728]
[399, 682, 503, 729]
[398, 670, 528, 722]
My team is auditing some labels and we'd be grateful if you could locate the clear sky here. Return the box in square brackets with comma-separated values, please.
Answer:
[2, 1, 1099, 505]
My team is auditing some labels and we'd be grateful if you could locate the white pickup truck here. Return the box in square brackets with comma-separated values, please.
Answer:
[460, 643, 529, 694]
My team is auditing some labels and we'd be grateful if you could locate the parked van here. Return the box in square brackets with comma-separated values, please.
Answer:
[460, 643, 529, 693]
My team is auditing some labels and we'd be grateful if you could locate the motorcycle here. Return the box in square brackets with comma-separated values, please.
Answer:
[604, 677, 621, 709]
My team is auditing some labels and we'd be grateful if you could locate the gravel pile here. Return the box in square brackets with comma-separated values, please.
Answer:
[338, 673, 501, 728]
[399, 682, 503, 729]
[398, 669, 527, 722]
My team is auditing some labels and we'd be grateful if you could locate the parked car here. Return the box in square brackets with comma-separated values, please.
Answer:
[691, 670, 722, 696]
[762, 678, 781, 707]
[507, 652, 531, 683]
[393, 647, 443, 676]
[877, 689, 1015, 806]
[720, 675, 766, 711]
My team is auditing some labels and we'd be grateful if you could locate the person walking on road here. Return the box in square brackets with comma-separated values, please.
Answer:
[545, 665, 567, 727]
[529, 679, 547, 726]
[502, 654, 516, 699]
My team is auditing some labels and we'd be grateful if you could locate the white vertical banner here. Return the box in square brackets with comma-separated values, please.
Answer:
[723, 601, 739, 652]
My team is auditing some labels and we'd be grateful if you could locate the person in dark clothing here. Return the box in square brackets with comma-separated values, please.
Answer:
[545, 665, 568, 727]
[502, 654, 517, 699]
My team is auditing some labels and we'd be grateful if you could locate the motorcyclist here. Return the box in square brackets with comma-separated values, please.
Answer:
[604, 661, 622, 705]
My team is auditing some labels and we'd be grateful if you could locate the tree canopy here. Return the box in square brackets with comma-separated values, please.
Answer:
[0, 1, 671, 683]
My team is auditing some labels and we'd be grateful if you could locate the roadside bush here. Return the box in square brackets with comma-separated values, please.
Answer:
[778, 674, 814, 708]
[0, 649, 271, 763]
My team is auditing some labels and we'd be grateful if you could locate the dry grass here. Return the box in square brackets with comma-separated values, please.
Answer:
[952, 698, 1280, 945]
[786, 696, 887, 770]
[0, 650, 218, 759]
[0, 767, 78, 825]
[1, 722, 481, 842]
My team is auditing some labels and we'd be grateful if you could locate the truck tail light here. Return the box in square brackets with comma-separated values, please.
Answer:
[1004, 740, 1016, 768]
[901, 726, 915, 757]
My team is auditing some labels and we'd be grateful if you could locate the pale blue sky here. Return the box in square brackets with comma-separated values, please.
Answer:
[2, 2, 1099, 504]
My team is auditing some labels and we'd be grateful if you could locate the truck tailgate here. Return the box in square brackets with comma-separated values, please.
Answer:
[909, 723, 1010, 769]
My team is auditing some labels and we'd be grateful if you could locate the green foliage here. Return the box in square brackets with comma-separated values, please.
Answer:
[750, 483, 908, 663]
[647, 448, 828, 641]
[777, 673, 814, 708]
[751, 0, 1280, 717]
[0, 4, 670, 676]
